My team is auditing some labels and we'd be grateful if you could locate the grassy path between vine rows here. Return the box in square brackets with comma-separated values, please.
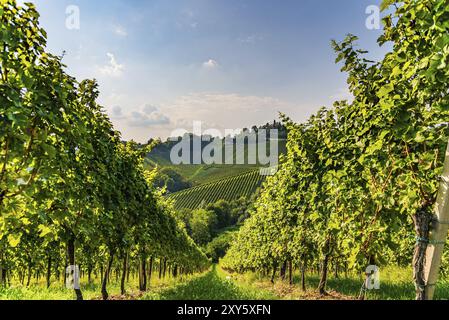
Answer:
[142, 265, 277, 300]
[2, 265, 448, 300]
[0, 265, 277, 300]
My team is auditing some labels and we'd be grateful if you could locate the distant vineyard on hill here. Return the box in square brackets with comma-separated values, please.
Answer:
[168, 170, 266, 209]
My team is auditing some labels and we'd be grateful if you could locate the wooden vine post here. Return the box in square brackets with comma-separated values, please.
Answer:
[424, 139, 449, 300]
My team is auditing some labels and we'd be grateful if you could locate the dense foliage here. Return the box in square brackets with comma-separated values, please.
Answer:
[0, 0, 208, 300]
[175, 198, 251, 246]
[223, 0, 449, 300]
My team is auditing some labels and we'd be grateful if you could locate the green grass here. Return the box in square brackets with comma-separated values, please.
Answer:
[223, 265, 449, 300]
[142, 266, 277, 300]
[3, 265, 447, 300]
[317, 265, 449, 300]
[0, 267, 275, 301]
[0, 273, 199, 300]
[0, 282, 115, 300]
[168, 170, 265, 210]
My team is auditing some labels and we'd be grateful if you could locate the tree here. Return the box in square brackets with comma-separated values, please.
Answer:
[189, 209, 217, 246]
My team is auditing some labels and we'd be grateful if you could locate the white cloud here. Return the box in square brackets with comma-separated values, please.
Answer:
[202, 59, 219, 69]
[142, 104, 158, 114]
[162, 92, 293, 136]
[238, 34, 264, 44]
[110, 106, 126, 120]
[98, 53, 125, 77]
[107, 93, 295, 141]
[129, 111, 170, 127]
[114, 25, 128, 37]
[109, 104, 170, 128]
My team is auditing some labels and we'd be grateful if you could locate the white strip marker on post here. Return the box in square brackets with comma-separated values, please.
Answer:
[66, 265, 80, 290]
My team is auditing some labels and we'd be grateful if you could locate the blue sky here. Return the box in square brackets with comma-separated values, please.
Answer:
[27, 0, 386, 142]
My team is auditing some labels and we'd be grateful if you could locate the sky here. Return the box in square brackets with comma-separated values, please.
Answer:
[25, 0, 387, 142]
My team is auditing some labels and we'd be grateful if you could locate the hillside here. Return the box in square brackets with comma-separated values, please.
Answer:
[168, 170, 265, 210]
[146, 138, 286, 187]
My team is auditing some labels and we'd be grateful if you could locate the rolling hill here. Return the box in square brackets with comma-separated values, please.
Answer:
[167, 170, 266, 210]
[146, 138, 286, 186]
